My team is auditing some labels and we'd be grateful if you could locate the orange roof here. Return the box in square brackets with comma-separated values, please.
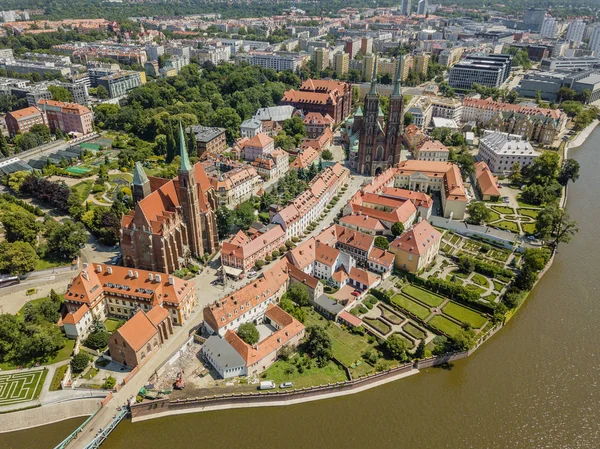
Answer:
[316, 224, 374, 252]
[315, 241, 340, 267]
[286, 262, 320, 289]
[245, 133, 274, 149]
[115, 310, 158, 352]
[390, 220, 441, 256]
[290, 146, 319, 169]
[145, 306, 169, 327]
[300, 78, 349, 95]
[418, 139, 449, 153]
[64, 264, 193, 309]
[396, 161, 467, 203]
[463, 97, 563, 120]
[287, 238, 316, 271]
[349, 267, 378, 287]
[332, 268, 349, 283]
[474, 161, 501, 197]
[340, 213, 385, 231]
[338, 310, 362, 327]
[377, 187, 433, 209]
[38, 98, 92, 115]
[8, 106, 42, 120]
[225, 304, 304, 366]
[303, 112, 334, 125]
[222, 225, 285, 260]
[281, 89, 337, 106]
[367, 247, 395, 267]
[62, 303, 90, 325]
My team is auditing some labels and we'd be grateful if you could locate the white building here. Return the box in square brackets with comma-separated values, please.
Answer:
[590, 26, 600, 56]
[540, 18, 558, 39]
[237, 52, 303, 72]
[566, 19, 586, 46]
[240, 118, 263, 138]
[478, 131, 541, 173]
[407, 97, 433, 130]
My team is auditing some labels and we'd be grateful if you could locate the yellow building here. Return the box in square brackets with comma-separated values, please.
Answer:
[362, 54, 375, 81]
[314, 48, 329, 71]
[402, 55, 414, 81]
[333, 52, 349, 76]
[414, 54, 430, 76]
[390, 220, 441, 273]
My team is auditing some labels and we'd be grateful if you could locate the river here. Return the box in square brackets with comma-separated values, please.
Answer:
[2, 127, 600, 449]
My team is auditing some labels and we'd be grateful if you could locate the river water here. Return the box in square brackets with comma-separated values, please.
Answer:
[2, 127, 600, 449]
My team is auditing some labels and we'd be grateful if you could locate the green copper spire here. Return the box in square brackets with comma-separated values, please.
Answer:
[392, 57, 403, 97]
[368, 56, 378, 96]
[179, 121, 192, 172]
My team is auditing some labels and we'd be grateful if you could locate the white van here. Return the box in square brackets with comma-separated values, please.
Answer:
[259, 381, 276, 390]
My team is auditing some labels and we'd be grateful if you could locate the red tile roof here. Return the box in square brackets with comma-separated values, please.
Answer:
[115, 310, 158, 352]
[390, 220, 441, 256]
[474, 161, 501, 197]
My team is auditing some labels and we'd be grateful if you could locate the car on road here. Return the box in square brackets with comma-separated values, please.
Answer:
[280, 382, 293, 389]
[248, 271, 256, 278]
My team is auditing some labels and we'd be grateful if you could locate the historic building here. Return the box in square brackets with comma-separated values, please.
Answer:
[350, 58, 404, 176]
[121, 123, 219, 273]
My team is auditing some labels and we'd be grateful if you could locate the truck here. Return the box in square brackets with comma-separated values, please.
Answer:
[259, 381, 276, 390]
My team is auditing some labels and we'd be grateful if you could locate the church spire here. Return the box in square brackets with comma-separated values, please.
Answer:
[179, 121, 192, 172]
[392, 57, 403, 97]
[369, 55, 378, 95]
[133, 161, 149, 186]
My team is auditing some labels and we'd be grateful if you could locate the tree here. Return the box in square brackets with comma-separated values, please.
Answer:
[0, 130, 8, 156]
[514, 265, 538, 291]
[457, 255, 475, 274]
[391, 221, 405, 237]
[287, 283, 310, 306]
[7, 170, 30, 192]
[304, 325, 333, 366]
[454, 151, 475, 177]
[453, 328, 476, 351]
[0, 241, 38, 275]
[415, 339, 426, 359]
[525, 152, 560, 186]
[522, 248, 551, 272]
[1, 210, 40, 244]
[85, 331, 110, 350]
[46, 220, 87, 260]
[95, 85, 109, 99]
[29, 124, 51, 142]
[102, 376, 117, 390]
[403, 112, 413, 126]
[216, 206, 235, 238]
[385, 334, 408, 361]
[558, 159, 580, 186]
[535, 205, 578, 248]
[280, 297, 306, 323]
[274, 131, 296, 151]
[48, 85, 74, 102]
[321, 149, 333, 161]
[508, 162, 522, 185]
[237, 322, 260, 345]
[374, 236, 390, 250]
[71, 352, 90, 373]
[281, 116, 306, 138]
[235, 201, 256, 230]
[211, 107, 241, 142]
[466, 202, 492, 225]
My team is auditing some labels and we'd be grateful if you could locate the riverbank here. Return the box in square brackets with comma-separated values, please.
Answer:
[568, 119, 598, 150]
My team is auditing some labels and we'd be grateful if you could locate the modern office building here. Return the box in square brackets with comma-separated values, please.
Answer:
[237, 52, 303, 72]
[97, 71, 145, 98]
[523, 8, 547, 32]
[401, 0, 412, 16]
[590, 26, 600, 56]
[449, 54, 512, 90]
[540, 56, 600, 71]
[417, 0, 428, 15]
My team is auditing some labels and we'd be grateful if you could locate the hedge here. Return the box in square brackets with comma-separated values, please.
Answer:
[0, 193, 44, 216]
[457, 255, 514, 279]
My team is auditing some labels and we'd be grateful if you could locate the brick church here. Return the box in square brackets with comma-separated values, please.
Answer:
[120, 123, 219, 273]
[350, 58, 404, 176]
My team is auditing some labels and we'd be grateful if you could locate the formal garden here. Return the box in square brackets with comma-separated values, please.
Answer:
[484, 205, 542, 235]
[0, 369, 48, 407]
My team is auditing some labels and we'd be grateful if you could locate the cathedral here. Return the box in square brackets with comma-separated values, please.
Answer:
[349, 57, 404, 176]
[120, 123, 219, 273]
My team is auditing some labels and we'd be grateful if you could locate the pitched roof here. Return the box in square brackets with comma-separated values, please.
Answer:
[396, 161, 467, 203]
[339, 213, 385, 231]
[8, 106, 42, 120]
[367, 247, 395, 267]
[349, 267, 378, 288]
[474, 161, 501, 197]
[338, 310, 362, 327]
[38, 98, 92, 115]
[315, 241, 340, 267]
[287, 238, 316, 270]
[221, 225, 285, 260]
[133, 161, 149, 186]
[390, 219, 441, 256]
[286, 262, 320, 289]
[418, 139, 450, 153]
[115, 310, 158, 352]
[62, 303, 90, 325]
[245, 132, 273, 149]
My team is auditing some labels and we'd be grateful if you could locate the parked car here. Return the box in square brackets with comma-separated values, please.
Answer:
[351, 290, 360, 297]
[259, 381, 276, 390]
[280, 382, 293, 389]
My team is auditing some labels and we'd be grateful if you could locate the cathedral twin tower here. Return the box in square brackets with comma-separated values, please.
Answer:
[354, 57, 405, 176]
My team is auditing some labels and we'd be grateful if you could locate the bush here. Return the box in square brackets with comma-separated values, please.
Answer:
[102, 376, 117, 390]
[265, 255, 273, 262]
[84, 331, 110, 350]
[358, 305, 368, 314]
[237, 323, 260, 345]
[272, 250, 280, 258]
[71, 353, 90, 373]
[279, 246, 287, 253]
[254, 260, 265, 269]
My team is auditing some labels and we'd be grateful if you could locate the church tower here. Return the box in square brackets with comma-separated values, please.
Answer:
[177, 121, 204, 258]
[386, 58, 404, 167]
[132, 161, 150, 206]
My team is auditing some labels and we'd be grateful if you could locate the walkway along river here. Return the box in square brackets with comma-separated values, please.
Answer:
[2, 127, 600, 449]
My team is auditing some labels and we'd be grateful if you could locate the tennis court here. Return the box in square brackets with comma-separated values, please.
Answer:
[66, 166, 92, 175]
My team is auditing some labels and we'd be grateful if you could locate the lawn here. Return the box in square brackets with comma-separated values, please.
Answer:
[71, 180, 94, 201]
[491, 205, 514, 215]
[518, 208, 540, 219]
[391, 294, 431, 319]
[364, 318, 392, 335]
[449, 269, 468, 279]
[261, 359, 348, 388]
[471, 273, 490, 288]
[522, 223, 536, 234]
[493, 220, 520, 232]
[104, 318, 125, 333]
[82, 367, 99, 380]
[403, 285, 445, 307]
[305, 310, 373, 366]
[493, 280, 505, 292]
[49, 364, 68, 391]
[0, 369, 47, 406]
[393, 333, 415, 350]
[402, 322, 427, 340]
[464, 284, 487, 296]
[34, 256, 70, 271]
[427, 315, 464, 337]
[442, 302, 488, 329]
[379, 306, 404, 325]
[486, 209, 501, 223]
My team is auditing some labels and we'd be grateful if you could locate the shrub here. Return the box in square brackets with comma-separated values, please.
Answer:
[365, 302, 373, 310]
[237, 323, 260, 345]
[272, 250, 280, 258]
[102, 376, 117, 390]
[359, 305, 368, 314]
[279, 246, 286, 253]
[71, 353, 90, 373]
[254, 260, 265, 269]
[84, 331, 110, 350]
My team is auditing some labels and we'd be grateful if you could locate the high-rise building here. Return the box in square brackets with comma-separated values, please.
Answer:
[524, 8, 547, 32]
[417, 0, 428, 15]
[333, 52, 349, 76]
[540, 17, 558, 39]
[360, 37, 373, 56]
[401, 0, 412, 16]
[314, 48, 329, 71]
[352, 58, 404, 176]
[566, 19, 586, 46]
[414, 53, 430, 75]
[590, 26, 600, 56]
[448, 54, 512, 90]
[362, 54, 376, 81]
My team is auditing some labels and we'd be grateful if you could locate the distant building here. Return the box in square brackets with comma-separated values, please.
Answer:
[97, 71, 145, 98]
[240, 118, 263, 139]
[540, 17, 558, 39]
[566, 19, 586, 46]
[401, 0, 412, 16]
[187, 125, 227, 155]
[417, 0, 428, 15]
[280, 78, 352, 124]
[237, 52, 303, 72]
[414, 140, 449, 162]
[523, 8, 547, 32]
[221, 225, 286, 274]
[38, 99, 93, 135]
[314, 47, 329, 71]
[449, 54, 512, 90]
[243, 133, 274, 162]
[303, 112, 334, 139]
[333, 52, 349, 77]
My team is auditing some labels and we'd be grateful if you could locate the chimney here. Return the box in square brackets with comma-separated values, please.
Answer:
[155, 274, 161, 283]
[96, 265, 102, 273]
[127, 269, 133, 277]
[134, 271, 138, 279]
[148, 273, 154, 281]
[107, 266, 113, 274]
[168, 275, 174, 285]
